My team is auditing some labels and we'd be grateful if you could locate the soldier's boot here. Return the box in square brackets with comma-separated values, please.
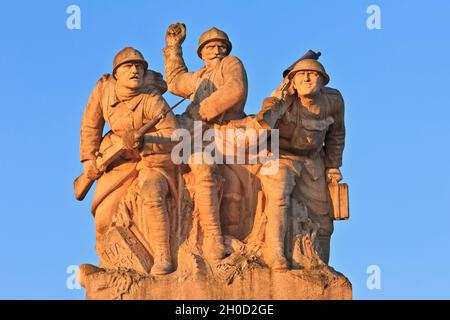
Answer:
[265, 209, 289, 271]
[264, 243, 289, 271]
[142, 203, 173, 276]
[149, 219, 173, 276]
[193, 165, 227, 261]
[201, 211, 227, 261]
[151, 250, 173, 276]
[264, 227, 289, 271]
[198, 197, 227, 260]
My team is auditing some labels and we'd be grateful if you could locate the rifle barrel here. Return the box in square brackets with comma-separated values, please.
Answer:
[137, 97, 186, 136]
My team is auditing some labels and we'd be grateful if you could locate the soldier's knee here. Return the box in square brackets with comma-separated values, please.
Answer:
[93, 194, 121, 237]
[261, 170, 295, 200]
[139, 170, 169, 205]
[94, 208, 112, 239]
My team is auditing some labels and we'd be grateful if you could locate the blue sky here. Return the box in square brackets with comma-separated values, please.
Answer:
[0, 0, 449, 299]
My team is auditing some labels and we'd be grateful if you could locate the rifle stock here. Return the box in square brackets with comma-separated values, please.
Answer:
[74, 173, 95, 201]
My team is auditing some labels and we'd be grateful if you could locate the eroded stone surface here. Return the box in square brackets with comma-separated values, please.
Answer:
[80, 250, 352, 300]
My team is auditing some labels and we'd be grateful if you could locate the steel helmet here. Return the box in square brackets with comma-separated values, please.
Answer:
[197, 27, 232, 58]
[286, 59, 330, 85]
[113, 47, 148, 78]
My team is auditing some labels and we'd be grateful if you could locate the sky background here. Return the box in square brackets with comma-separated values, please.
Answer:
[0, 0, 449, 300]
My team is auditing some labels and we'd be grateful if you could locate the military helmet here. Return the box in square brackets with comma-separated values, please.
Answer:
[197, 27, 232, 58]
[282, 50, 321, 78]
[286, 59, 330, 85]
[113, 47, 148, 78]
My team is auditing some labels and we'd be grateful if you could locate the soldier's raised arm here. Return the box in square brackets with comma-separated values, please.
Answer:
[163, 23, 197, 98]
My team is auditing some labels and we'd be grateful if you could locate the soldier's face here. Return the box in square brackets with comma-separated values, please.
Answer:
[201, 41, 228, 66]
[115, 62, 145, 89]
[292, 71, 323, 96]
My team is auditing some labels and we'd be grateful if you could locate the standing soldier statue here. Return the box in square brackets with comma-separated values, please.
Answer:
[163, 23, 248, 259]
[256, 58, 346, 270]
[79, 47, 179, 275]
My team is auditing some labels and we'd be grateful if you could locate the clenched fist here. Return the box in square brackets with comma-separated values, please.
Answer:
[166, 22, 186, 47]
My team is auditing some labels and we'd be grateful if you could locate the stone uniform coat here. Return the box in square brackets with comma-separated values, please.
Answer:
[80, 73, 178, 213]
[163, 46, 248, 122]
[277, 87, 345, 216]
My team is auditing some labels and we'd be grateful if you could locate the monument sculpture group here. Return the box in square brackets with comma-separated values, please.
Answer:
[74, 23, 352, 300]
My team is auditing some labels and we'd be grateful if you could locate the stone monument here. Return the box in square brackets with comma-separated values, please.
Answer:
[74, 22, 352, 300]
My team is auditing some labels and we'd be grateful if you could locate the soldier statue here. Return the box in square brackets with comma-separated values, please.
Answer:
[163, 23, 248, 259]
[256, 58, 345, 270]
[79, 47, 179, 275]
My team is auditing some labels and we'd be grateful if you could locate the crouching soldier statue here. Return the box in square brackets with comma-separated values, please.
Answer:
[78, 47, 179, 275]
[256, 58, 346, 270]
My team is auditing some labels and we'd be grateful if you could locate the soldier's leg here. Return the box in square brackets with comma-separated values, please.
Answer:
[296, 169, 334, 264]
[309, 213, 334, 264]
[189, 161, 226, 260]
[137, 168, 173, 275]
[218, 164, 242, 239]
[259, 161, 297, 270]
[94, 178, 133, 241]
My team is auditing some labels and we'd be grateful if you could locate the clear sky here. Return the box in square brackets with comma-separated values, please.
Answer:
[0, 0, 449, 300]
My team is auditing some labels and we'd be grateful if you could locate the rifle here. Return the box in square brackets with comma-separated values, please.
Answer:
[74, 97, 186, 201]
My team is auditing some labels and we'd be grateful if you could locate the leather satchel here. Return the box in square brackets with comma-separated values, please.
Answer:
[328, 182, 349, 220]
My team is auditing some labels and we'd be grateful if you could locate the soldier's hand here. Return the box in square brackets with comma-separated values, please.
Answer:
[122, 129, 143, 151]
[262, 97, 282, 112]
[83, 159, 101, 181]
[326, 168, 343, 183]
[186, 102, 202, 121]
[166, 23, 186, 47]
[256, 97, 283, 125]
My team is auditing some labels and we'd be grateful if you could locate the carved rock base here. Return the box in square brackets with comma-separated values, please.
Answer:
[79, 258, 352, 300]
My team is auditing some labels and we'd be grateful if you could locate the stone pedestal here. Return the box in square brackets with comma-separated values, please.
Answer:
[79, 255, 351, 300]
